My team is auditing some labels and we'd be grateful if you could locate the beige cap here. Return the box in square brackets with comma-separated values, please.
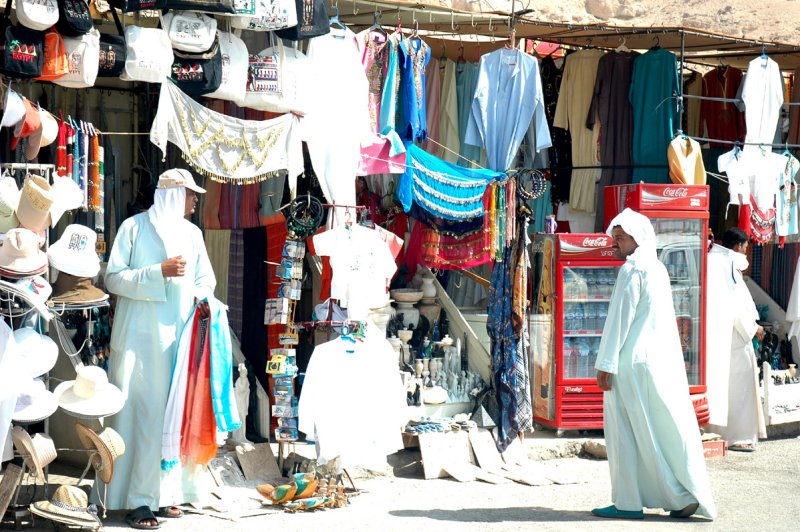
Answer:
[16, 175, 54, 232]
[157, 169, 206, 193]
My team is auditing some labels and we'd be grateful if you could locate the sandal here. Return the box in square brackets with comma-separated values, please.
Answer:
[729, 443, 756, 452]
[156, 506, 184, 519]
[125, 506, 160, 530]
[669, 502, 699, 518]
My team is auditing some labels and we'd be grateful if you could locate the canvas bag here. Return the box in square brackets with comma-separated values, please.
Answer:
[231, 0, 297, 32]
[55, 0, 93, 37]
[243, 35, 283, 103]
[205, 31, 248, 103]
[108, 0, 167, 11]
[163, 0, 234, 13]
[162, 11, 217, 53]
[240, 44, 308, 114]
[0, 2, 45, 79]
[120, 25, 173, 83]
[52, 28, 99, 87]
[16, 0, 59, 32]
[36, 29, 69, 80]
[171, 37, 223, 96]
[97, 7, 126, 77]
[275, 0, 328, 41]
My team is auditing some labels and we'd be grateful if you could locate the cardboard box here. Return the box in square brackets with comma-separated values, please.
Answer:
[702, 439, 727, 458]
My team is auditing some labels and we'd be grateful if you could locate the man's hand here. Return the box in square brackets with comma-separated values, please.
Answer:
[755, 326, 765, 342]
[597, 370, 612, 391]
[161, 256, 186, 278]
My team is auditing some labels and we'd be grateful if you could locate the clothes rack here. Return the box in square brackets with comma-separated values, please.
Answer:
[689, 136, 800, 149]
[681, 93, 800, 107]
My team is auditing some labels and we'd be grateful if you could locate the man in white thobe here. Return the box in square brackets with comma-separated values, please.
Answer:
[707, 228, 766, 451]
[592, 208, 716, 520]
[99, 169, 215, 529]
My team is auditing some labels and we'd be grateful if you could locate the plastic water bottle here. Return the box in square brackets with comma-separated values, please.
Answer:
[578, 339, 590, 378]
[598, 305, 608, 330]
[586, 304, 597, 331]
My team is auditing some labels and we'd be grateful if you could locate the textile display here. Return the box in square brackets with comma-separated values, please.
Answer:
[398, 37, 431, 142]
[227, 229, 244, 338]
[423, 56, 442, 155]
[742, 56, 784, 147]
[455, 61, 481, 167]
[540, 54, 572, 203]
[699, 66, 746, 147]
[204, 229, 231, 303]
[438, 58, 460, 163]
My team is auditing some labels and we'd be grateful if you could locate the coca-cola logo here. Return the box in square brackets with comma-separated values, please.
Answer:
[663, 187, 689, 198]
[582, 237, 609, 247]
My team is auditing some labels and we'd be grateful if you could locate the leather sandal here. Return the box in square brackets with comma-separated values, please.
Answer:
[125, 506, 160, 529]
[669, 502, 699, 518]
[156, 506, 184, 518]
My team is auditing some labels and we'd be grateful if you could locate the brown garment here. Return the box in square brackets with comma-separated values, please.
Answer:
[587, 51, 639, 231]
[699, 66, 746, 147]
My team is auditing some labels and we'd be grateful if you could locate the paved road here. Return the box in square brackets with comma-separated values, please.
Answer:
[9, 435, 800, 531]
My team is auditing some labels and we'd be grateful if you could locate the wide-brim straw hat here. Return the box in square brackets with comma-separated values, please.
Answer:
[13, 379, 58, 424]
[29, 485, 100, 529]
[54, 365, 124, 419]
[10, 427, 57, 483]
[75, 423, 126, 484]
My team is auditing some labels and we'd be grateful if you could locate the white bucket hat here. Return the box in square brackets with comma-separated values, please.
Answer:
[14, 327, 58, 378]
[25, 109, 59, 161]
[11, 427, 57, 483]
[49, 174, 85, 228]
[47, 224, 100, 278]
[54, 365, 124, 419]
[0, 175, 20, 234]
[1, 89, 25, 128]
[13, 379, 58, 424]
[0, 227, 48, 274]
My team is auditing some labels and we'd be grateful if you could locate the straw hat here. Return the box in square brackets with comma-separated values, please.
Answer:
[25, 109, 59, 161]
[11, 98, 41, 151]
[48, 224, 101, 278]
[1, 89, 25, 128]
[13, 379, 58, 424]
[49, 273, 108, 305]
[75, 423, 126, 484]
[30, 485, 101, 530]
[158, 168, 206, 193]
[0, 175, 20, 234]
[0, 228, 48, 274]
[49, 174, 85, 228]
[10, 427, 57, 483]
[16, 175, 54, 233]
[14, 326, 58, 379]
[54, 365, 124, 419]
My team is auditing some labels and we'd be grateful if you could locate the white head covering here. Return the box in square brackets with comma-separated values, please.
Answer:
[606, 208, 658, 264]
[148, 187, 187, 257]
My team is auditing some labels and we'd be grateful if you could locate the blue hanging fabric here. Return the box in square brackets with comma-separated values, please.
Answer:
[398, 143, 503, 221]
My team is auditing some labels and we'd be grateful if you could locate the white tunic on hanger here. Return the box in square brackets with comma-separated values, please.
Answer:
[742, 56, 784, 146]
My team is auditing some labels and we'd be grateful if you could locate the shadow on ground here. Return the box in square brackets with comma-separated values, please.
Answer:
[389, 506, 709, 523]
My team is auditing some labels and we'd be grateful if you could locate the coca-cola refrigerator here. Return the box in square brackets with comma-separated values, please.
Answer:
[530, 234, 623, 431]
[604, 183, 710, 424]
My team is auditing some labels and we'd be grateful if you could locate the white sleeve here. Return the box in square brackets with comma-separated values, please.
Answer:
[595, 266, 641, 375]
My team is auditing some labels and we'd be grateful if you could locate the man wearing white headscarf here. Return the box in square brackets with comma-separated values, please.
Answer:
[592, 208, 716, 521]
[99, 169, 215, 529]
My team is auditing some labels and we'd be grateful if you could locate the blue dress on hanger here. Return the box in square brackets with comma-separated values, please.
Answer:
[398, 37, 430, 142]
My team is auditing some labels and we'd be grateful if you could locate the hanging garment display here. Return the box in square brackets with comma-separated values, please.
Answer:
[439, 58, 460, 163]
[540, 54, 572, 203]
[231, 0, 298, 31]
[415, 220, 492, 270]
[742, 55, 784, 147]
[205, 31, 249, 103]
[587, 50, 638, 228]
[682, 69, 702, 137]
[466, 48, 551, 173]
[398, 36, 430, 142]
[699, 65, 746, 147]
[553, 48, 604, 212]
[629, 47, 679, 184]
[454, 61, 479, 166]
[667, 135, 707, 185]
[398, 143, 503, 221]
[423, 55, 442, 154]
[777, 154, 800, 238]
[151, 80, 303, 184]
[274, 0, 329, 40]
[378, 32, 402, 136]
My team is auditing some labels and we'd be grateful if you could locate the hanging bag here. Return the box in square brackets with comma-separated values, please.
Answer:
[17, 0, 60, 32]
[120, 25, 173, 83]
[53, 28, 99, 88]
[231, 0, 297, 32]
[171, 37, 222, 96]
[108, 0, 167, 11]
[0, 2, 45, 79]
[37, 29, 69, 81]
[97, 7, 126, 77]
[162, 11, 217, 53]
[243, 34, 283, 104]
[163, 0, 234, 13]
[275, 0, 328, 41]
[205, 31, 248, 103]
[56, 0, 93, 37]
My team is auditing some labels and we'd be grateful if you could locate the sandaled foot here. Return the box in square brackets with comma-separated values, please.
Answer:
[157, 506, 184, 519]
[591, 505, 644, 519]
[669, 502, 699, 518]
[125, 506, 160, 529]
[729, 443, 756, 452]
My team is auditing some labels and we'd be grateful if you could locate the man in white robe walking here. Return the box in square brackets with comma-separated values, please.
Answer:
[592, 208, 716, 520]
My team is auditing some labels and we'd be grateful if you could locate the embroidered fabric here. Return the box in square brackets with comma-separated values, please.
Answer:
[151, 81, 303, 184]
[750, 195, 776, 244]
[418, 221, 493, 270]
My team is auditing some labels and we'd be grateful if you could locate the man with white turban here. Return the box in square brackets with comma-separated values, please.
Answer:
[592, 208, 716, 521]
[99, 169, 215, 529]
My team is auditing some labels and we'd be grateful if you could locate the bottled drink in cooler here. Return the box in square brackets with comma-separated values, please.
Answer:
[586, 304, 597, 331]
[567, 338, 579, 378]
[598, 304, 608, 330]
[578, 338, 590, 378]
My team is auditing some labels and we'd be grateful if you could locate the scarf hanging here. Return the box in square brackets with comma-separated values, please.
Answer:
[96, 141, 105, 232]
[89, 134, 100, 211]
[56, 120, 67, 176]
[151, 81, 303, 185]
[81, 125, 89, 209]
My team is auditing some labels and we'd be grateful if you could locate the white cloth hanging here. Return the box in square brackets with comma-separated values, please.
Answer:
[705, 244, 737, 426]
[742, 56, 784, 147]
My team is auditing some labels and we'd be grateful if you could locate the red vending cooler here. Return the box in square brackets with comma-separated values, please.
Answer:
[604, 183, 710, 423]
[530, 234, 623, 431]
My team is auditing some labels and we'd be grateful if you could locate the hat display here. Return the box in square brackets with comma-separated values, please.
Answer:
[14, 327, 58, 379]
[48, 225, 101, 278]
[157, 168, 206, 194]
[15, 275, 52, 306]
[30, 485, 101, 529]
[13, 379, 58, 424]
[75, 423, 126, 484]
[49, 273, 108, 305]
[49, 174, 84, 228]
[10, 427, 57, 483]
[54, 365, 124, 419]
[16, 175, 54, 233]
[25, 109, 59, 161]
[0, 175, 20, 234]
[0, 228, 48, 276]
[0, 279, 52, 320]
[10, 98, 41, 152]
[1, 89, 25, 128]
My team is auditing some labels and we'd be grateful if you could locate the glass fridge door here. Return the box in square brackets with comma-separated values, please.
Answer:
[530, 235, 556, 421]
[651, 218, 703, 385]
[561, 265, 619, 380]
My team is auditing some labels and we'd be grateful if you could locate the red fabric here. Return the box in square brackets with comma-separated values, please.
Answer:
[738, 204, 751, 237]
[203, 180, 222, 229]
[699, 66, 746, 148]
[238, 183, 262, 228]
[180, 309, 217, 468]
[266, 220, 288, 439]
